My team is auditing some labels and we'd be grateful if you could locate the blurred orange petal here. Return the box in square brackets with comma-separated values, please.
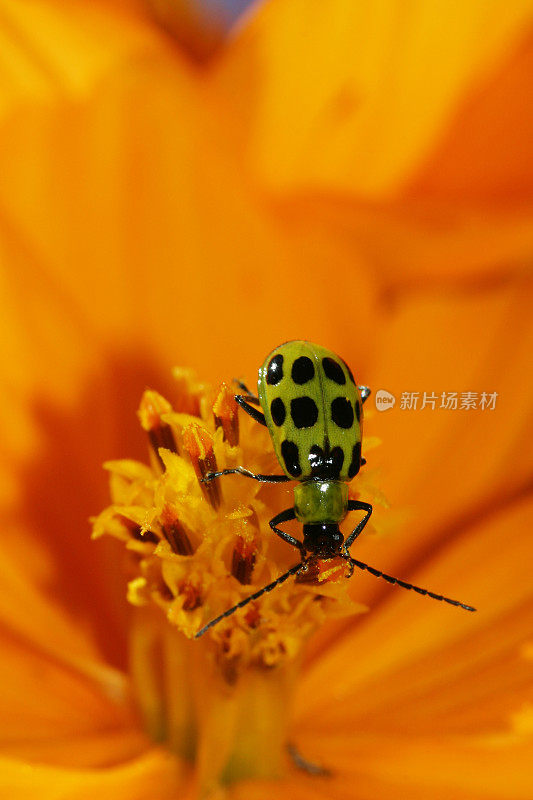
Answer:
[0, 633, 132, 746]
[215, 0, 533, 196]
[368, 278, 533, 558]
[289, 734, 533, 800]
[0, 750, 184, 800]
[1, 729, 150, 770]
[409, 31, 533, 202]
[212, 2, 533, 288]
[299, 491, 533, 729]
[0, 0, 531, 798]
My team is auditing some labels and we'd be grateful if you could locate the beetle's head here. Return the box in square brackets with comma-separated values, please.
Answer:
[302, 523, 344, 558]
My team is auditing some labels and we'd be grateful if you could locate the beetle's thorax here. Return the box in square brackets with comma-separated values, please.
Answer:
[293, 479, 349, 525]
[302, 522, 344, 558]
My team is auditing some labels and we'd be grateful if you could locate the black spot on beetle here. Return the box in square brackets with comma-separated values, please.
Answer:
[355, 401, 361, 423]
[266, 354, 284, 385]
[348, 441, 361, 478]
[291, 356, 315, 384]
[331, 397, 354, 428]
[308, 442, 344, 479]
[281, 439, 301, 477]
[291, 397, 319, 429]
[322, 357, 346, 385]
[308, 445, 324, 473]
[329, 446, 345, 478]
[270, 397, 286, 426]
[342, 360, 356, 383]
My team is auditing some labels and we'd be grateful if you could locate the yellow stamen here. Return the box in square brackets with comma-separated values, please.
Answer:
[92, 366, 383, 794]
[160, 504, 195, 555]
[182, 423, 221, 510]
[213, 383, 240, 447]
[139, 390, 178, 469]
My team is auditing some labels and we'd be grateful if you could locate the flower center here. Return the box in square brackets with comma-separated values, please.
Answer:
[92, 368, 376, 792]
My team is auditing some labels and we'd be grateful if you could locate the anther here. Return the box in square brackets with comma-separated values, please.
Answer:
[182, 423, 221, 510]
[117, 514, 158, 543]
[138, 390, 178, 470]
[231, 536, 257, 585]
[160, 505, 195, 555]
[213, 383, 239, 447]
[178, 581, 202, 611]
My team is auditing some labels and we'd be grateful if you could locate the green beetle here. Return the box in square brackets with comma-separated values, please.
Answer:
[195, 341, 475, 637]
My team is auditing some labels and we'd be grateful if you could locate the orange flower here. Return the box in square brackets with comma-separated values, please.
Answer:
[1, 1, 532, 799]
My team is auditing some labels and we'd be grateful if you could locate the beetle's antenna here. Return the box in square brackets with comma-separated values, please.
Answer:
[195, 562, 304, 638]
[348, 558, 476, 611]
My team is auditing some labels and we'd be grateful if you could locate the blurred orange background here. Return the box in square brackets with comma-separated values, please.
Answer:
[1, 1, 533, 797]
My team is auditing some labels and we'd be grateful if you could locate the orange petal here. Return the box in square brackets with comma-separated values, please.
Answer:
[0, 0, 378, 386]
[409, 31, 533, 203]
[298, 490, 533, 733]
[0, 632, 133, 748]
[1, 729, 148, 770]
[347, 278, 533, 606]
[278, 190, 533, 291]
[0, 537, 129, 684]
[287, 732, 533, 800]
[0, 749, 185, 800]
[216, 0, 533, 197]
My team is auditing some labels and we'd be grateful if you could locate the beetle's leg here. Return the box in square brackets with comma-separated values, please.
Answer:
[203, 393, 283, 481]
[286, 744, 331, 777]
[358, 386, 371, 404]
[343, 500, 373, 552]
[233, 379, 259, 403]
[202, 467, 290, 483]
[344, 558, 476, 612]
[269, 508, 305, 554]
[235, 394, 266, 425]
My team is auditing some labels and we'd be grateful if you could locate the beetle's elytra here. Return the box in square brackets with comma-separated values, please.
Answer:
[258, 341, 363, 481]
[195, 341, 475, 638]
